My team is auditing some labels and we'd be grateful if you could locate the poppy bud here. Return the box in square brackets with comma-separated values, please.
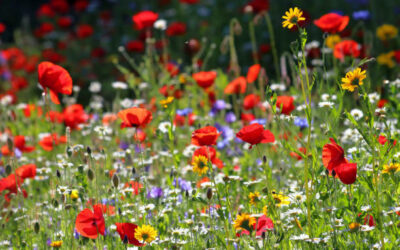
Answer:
[123, 235, 128, 244]
[56, 170, 61, 178]
[207, 188, 213, 200]
[5, 164, 12, 175]
[131, 167, 136, 175]
[325, 169, 329, 176]
[86, 146, 92, 155]
[331, 170, 336, 177]
[261, 231, 266, 239]
[52, 199, 59, 207]
[184, 38, 201, 56]
[263, 155, 267, 164]
[7, 137, 13, 150]
[112, 174, 120, 188]
[66, 146, 72, 158]
[34, 222, 40, 234]
[185, 190, 189, 197]
[87, 168, 94, 181]
[170, 169, 175, 178]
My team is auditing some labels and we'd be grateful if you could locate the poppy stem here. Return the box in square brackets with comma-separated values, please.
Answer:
[264, 12, 280, 82]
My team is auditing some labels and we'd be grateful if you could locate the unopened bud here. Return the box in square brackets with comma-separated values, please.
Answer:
[66, 146, 72, 158]
[34, 222, 40, 234]
[5, 164, 12, 175]
[87, 169, 94, 181]
[56, 170, 61, 178]
[86, 146, 92, 155]
[207, 188, 213, 200]
[112, 174, 120, 188]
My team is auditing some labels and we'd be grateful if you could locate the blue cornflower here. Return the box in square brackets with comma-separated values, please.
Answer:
[294, 117, 308, 129]
[352, 10, 370, 20]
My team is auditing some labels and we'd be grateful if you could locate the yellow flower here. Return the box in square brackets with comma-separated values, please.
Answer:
[233, 213, 256, 231]
[248, 191, 261, 206]
[382, 163, 400, 174]
[179, 74, 187, 84]
[160, 96, 174, 108]
[377, 51, 395, 68]
[272, 192, 291, 207]
[325, 35, 341, 49]
[134, 225, 157, 244]
[50, 241, 63, 248]
[263, 205, 268, 216]
[349, 222, 360, 232]
[376, 24, 398, 41]
[70, 189, 79, 200]
[282, 7, 306, 29]
[341, 67, 367, 92]
[192, 155, 209, 175]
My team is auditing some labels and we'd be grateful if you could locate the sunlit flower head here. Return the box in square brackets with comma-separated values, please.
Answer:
[134, 225, 157, 244]
[272, 192, 291, 207]
[377, 52, 395, 68]
[382, 163, 400, 174]
[376, 24, 398, 41]
[160, 96, 174, 108]
[325, 35, 341, 49]
[248, 191, 261, 206]
[233, 213, 256, 231]
[192, 155, 209, 175]
[341, 67, 367, 92]
[49, 241, 63, 248]
[282, 7, 306, 29]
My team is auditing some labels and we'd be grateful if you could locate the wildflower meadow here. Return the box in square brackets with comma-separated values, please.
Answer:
[1, 0, 400, 249]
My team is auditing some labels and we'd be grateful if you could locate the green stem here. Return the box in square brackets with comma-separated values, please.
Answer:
[264, 12, 280, 81]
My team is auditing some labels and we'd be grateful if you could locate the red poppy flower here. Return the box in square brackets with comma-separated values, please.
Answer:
[46, 110, 64, 123]
[224, 76, 247, 94]
[166, 22, 187, 36]
[192, 71, 217, 89]
[63, 104, 89, 130]
[192, 146, 224, 169]
[132, 11, 158, 30]
[57, 16, 72, 29]
[42, 49, 65, 64]
[10, 76, 28, 91]
[378, 135, 396, 146]
[333, 40, 360, 60]
[95, 204, 116, 216]
[236, 123, 275, 148]
[124, 181, 143, 195]
[115, 223, 144, 246]
[335, 163, 357, 184]
[322, 138, 348, 172]
[13, 135, 35, 153]
[275, 96, 295, 115]
[76, 24, 93, 39]
[243, 94, 260, 110]
[314, 13, 349, 34]
[75, 206, 105, 239]
[118, 107, 153, 128]
[191, 126, 221, 146]
[23, 104, 43, 118]
[74, 0, 89, 12]
[244, 0, 269, 14]
[0, 23, 5, 34]
[237, 215, 274, 236]
[39, 133, 67, 151]
[37, 4, 55, 18]
[377, 99, 388, 108]
[247, 64, 261, 83]
[126, 40, 145, 53]
[394, 50, 400, 64]
[241, 113, 255, 123]
[290, 147, 307, 161]
[0, 174, 22, 195]
[38, 61, 72, 104]
[15, 164, 37, 179]
[50, 0, 69, 14]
